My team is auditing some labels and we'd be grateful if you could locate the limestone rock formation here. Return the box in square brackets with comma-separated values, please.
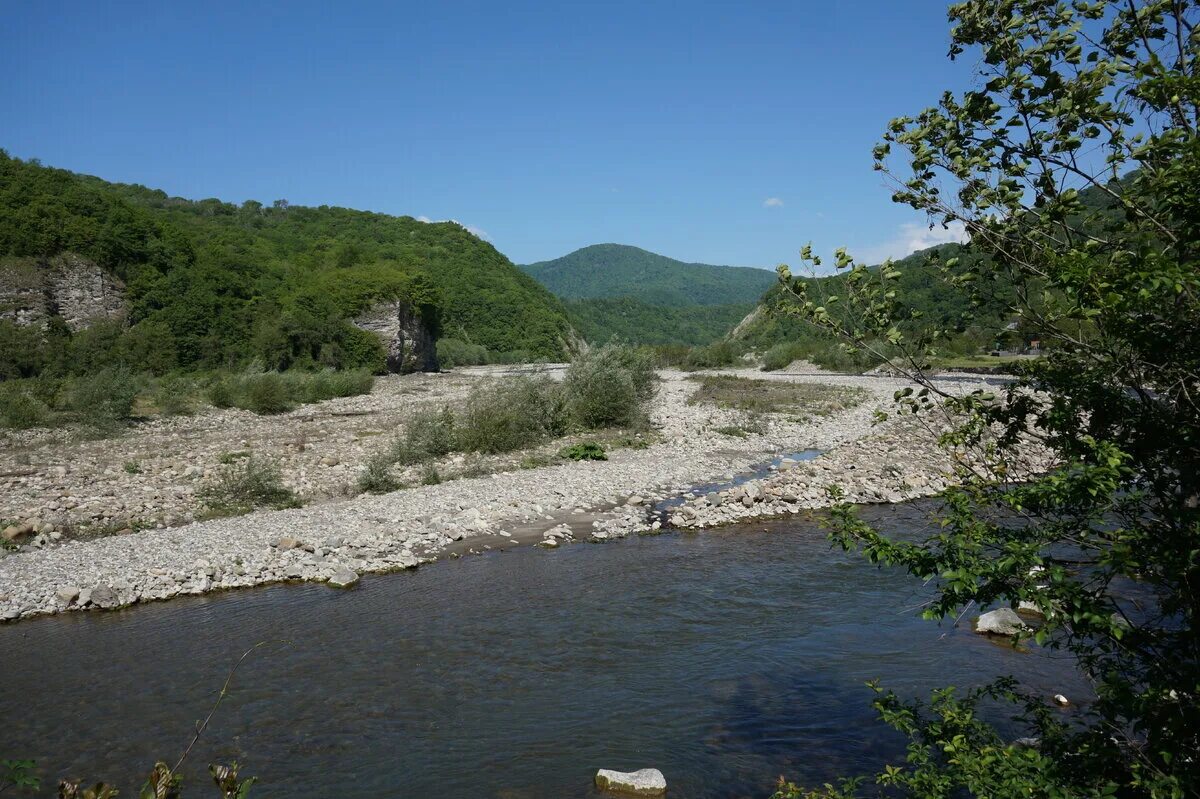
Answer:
[0, 254, 126, 330]
[352, 300, 439, 373]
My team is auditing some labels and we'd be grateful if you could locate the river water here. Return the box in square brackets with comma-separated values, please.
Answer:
[1, 502, 1085, 798]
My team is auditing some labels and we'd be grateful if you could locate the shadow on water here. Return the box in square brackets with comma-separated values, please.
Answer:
[0, 502, 1086, 798]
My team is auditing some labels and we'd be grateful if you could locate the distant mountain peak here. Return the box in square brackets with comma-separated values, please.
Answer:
[520, 243, 775, 307]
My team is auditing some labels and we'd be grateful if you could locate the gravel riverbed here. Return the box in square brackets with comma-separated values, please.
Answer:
[0, 366, 1017, 622]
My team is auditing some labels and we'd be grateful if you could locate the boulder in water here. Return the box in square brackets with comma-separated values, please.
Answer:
[327, 567, 360, 589]
[975, 607, 1028, 637]
[595, 768, 666, 796]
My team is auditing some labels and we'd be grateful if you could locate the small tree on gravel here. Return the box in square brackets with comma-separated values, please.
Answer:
[774, 2, 1199, 797]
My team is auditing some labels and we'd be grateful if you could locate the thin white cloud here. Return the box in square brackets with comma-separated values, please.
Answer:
[415, 215, 490, 240]
[856, 220, 967, 264]
[763, 197, 784, 208]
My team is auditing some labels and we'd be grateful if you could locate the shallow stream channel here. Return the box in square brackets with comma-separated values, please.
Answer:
[1, 501, 1086, 798]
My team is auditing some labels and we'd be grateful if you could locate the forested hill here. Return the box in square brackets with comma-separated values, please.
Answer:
[0, 151, 576, 368]
[520, 243, 777, 306]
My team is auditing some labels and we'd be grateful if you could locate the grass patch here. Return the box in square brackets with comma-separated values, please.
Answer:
[206, 368, 374, 415]
[198, 456, 301, 515]
[560, 441, 608, 461]
[689, 375, 866, 416]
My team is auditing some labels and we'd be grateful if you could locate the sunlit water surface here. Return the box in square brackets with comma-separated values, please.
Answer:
[0, 502, 1084, 798]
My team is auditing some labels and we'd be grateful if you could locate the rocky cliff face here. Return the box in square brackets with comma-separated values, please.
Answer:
[352, 301, 439, 373]
[0, 254, 126, 330]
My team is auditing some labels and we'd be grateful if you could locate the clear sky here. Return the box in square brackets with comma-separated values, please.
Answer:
[2, 1, 972, 268]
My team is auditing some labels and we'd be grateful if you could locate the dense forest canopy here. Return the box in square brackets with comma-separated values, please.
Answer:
[563, 296, 754, 347]
[0, 151, 576, 375]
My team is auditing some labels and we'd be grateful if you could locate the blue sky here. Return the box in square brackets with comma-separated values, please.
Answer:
[2, 1, 971, 268]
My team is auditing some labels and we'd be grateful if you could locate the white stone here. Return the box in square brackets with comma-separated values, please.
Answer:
[975, 608, 1029, 637]
[327, 566, 360, 588]
[594, 768, 666, 796]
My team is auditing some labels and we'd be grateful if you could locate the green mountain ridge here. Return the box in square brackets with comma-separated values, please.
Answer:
[0, 151, 577, 370]
[520, 243, 777, 306]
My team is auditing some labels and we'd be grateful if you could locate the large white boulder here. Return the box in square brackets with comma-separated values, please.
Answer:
[975, 607, 1029, 637]
[594, 767, 667, 796]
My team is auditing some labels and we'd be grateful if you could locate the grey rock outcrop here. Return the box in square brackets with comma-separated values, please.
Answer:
[0, 254, 126, 331]
[352, 300, 438, 373]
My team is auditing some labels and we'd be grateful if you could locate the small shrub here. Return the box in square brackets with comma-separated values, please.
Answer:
[243, 372, 292, 414]
[0, 384, 53, 429]
[123, 461, 142, 474]
[199, 456, 300, 514]
[326, 368, 374, 398]
[562, 344, 655, 429]
[437, 338, 489, 368]
[206, 378, 235, 409]
[560, 441, 607, 461]
[519, 453, 555, 469]
[218, 450, 251, 465]
[682, 341, 737, 370]
[420, 463, 441, 485]
[456, 377, 566, 454]
[392, 406, 457, 465]
[357, 452, 402, 494]
[66, 367, 140, 431]
[760, 342, 807, 371]
[153, 374, 197, 415]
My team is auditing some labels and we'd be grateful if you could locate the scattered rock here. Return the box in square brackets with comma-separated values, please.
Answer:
[595, 768, 667, 796]
[2, 522, 33, 543]
[327, 566, 360, 588]
[56, 586, 81, 605]
[626, 496, 644, 506]
[975, 608, 1028, 637]
[274, 536, 302, 550]
[1053, 694, 1070, 707]
[90, 585, 118, 609]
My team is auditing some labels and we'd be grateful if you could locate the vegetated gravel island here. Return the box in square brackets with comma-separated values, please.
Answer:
[0, 365, 1022, 622]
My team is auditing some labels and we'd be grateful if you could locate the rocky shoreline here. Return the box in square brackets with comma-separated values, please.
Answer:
[0, 367, 1016, 622]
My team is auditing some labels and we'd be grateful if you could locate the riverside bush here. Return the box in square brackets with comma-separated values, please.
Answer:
[392, 406, 457, 465]
[66, 367, 141, 430]
[359, 345, 656, 490]
[199, 456, 300, 514]
[456, 376, 567, 454]
[205, 369, 375, 415]
[760, 342, 806, 371]
[357, 452, 403, 494]
[436, 338, 489, 367]
[0, 383, 53, 429]
[562, 344, 656, 429]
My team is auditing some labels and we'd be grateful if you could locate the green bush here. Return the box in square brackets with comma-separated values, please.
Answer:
[243, 372, 292, 414]
[760, 342, 806, 371]
[437, 338, 489, 368]
[456, 376, 567, 454]
[0, 383, 54, 429]
[153, 374, 197, 415]
[199, 456, 300, 513]
[357, 452, 402, 494]
[562, 344, 656, 429]
[682, 341, 737, 370]
[65, 368, 141, 430]
[393, 406, 457, 465]
[203, 368, 374, 414]
[560, 441, 607, 461]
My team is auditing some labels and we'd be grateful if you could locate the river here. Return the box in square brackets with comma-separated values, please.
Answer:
[0, 501, 1084, 798]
